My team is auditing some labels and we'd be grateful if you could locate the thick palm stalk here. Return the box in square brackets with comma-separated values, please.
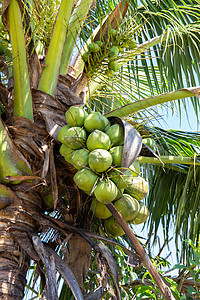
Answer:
[60, 0, 93, 75]
[38, 0, 74, 96]
[106, 203, 176, 300]
[105, 87, 200, 118]
[8, 0, 33, 121]
[138, 156, 200, 166]
[0, 118, 32, 183]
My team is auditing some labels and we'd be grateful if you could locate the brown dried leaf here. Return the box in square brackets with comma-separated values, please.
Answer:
[49, 142, 58, 210]
[14, 232, 40, 261]
[2, 0, 10, 30]
[83, 286, 104, 300]
[46, 245, 84, 300]
[97, 243, 121, 300]
[32, 236, 59, 300]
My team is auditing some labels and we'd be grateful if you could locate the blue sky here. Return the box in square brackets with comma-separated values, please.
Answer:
[153, 103, 199, 132]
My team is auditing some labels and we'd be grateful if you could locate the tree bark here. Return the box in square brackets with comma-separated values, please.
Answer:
[0, 185, 41, 299]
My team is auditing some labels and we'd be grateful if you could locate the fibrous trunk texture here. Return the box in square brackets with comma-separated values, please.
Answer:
[0, 184, 42, 299]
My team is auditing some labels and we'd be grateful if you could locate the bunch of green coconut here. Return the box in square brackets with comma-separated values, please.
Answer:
[58, 106, 149, 238]
[82, 28, 137, 76]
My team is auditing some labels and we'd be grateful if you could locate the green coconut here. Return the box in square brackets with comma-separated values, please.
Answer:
[57, 125, 71, 143]
[73, 168, 99, 192]
[62, 127, 86, 149]
[129, 160, 140, 177]
[84, 112, 106, 132]
[108, 169, 133, 189]
[105, 124, 124, 146]
[108, 46, 119, 58]
[70, 148, 89, 170]
[131, 202, 149, 225]
[109, 146, 123, 167]
[82, 51, 90, 62]
[125, 176, 148, 201]
[94, 179, 118, 204]
[89, 149, 112, 173]
[102, 116, 111, 131]
[90, 198, 112, 219]
[95, 41, 103, 48]
[109, 28, 117, 37]
[114, 194, 139, 221]
[105, 217, 125, 237]
[108, 61, 119, 72]
[88, 43, 100, 53]
[59, 144, 74, 163]
[65, 106, 87, 127]
[86, 130, 111, 151]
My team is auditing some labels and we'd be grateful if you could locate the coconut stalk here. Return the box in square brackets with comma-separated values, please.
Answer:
[59, 0, 93, 75]
[85, 31, 170, 100]
[38, 0, 74, 96]
[7, 0, 33, 121]
[105, 87, 200, 118]
[137, 156, 200, 166]
[73, 0, 129, 76]
[106, 203, 176, 300]
[0, 118, 32, 184]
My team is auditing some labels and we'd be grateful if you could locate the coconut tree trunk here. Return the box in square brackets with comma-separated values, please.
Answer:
[0, 115, 49, 299]
[0, 184, 41, 299]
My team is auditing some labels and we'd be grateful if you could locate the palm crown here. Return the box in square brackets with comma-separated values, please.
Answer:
[0, 0, 200, 299]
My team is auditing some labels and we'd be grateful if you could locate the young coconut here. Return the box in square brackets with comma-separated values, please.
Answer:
[82, 51, 90, 62]
[105, 123, 124, 146]
[84, 112, 106, 132]
[90, 198, 112, 219]
[105, 216, 125, 237]
[131, 202, 149, 225]
[129, 160, 140, 177]
[73, 168, 99, 193]
[108, 169, 133, 189]
[94, 179, 118, 204]
[57, 125, 70, 143]
[109, 146, 123, 167]
[108, 46, 119, 58]
[114, 194, 139, 221]
[65, 106, 87, 127]
[108, 61, 119, 72]
[125, 176, 148, 201]
[62, 127, 86, 149]
[59, 144, 74, 163]
[70, 148, 89, 170]
[87, 130, 111, 151]
[88, 43, 100, 53]
[88, 149, 112, 173]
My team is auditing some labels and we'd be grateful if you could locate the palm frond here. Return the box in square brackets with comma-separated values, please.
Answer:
[139, 127, 200, 261]
[127, 0, 200, 117]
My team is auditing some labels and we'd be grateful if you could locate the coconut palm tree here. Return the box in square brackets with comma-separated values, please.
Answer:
[0, 0, 200, 299]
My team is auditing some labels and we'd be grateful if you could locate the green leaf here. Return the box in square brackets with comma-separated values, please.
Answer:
[8, 0, 33, 120]
[38, 0, 74, 96]
[105, 87, 200, 118]
[187, 285, 200, 295]
[173, 264, 186, 270]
